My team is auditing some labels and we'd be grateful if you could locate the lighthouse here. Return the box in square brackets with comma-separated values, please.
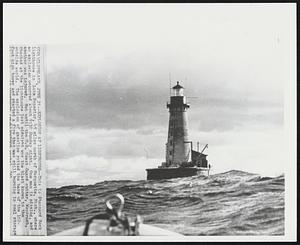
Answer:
[146, 81, 210, 180]
[166, 81, 191, 167]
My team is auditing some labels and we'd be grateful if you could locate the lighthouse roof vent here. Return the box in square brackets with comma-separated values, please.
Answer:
[172, 81, 184, 89]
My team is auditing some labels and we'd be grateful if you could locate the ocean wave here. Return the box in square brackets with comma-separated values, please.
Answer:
[47, 193, 86, 201]
[47, 170, 284, 236]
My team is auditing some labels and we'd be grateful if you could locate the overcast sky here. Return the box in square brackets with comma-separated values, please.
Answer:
[44, 4, 294, 187]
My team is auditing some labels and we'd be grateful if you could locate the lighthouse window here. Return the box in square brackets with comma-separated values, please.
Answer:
[169, 151, 172, 155]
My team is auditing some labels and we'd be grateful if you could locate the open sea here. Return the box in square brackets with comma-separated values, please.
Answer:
[47, 170, 284, 236]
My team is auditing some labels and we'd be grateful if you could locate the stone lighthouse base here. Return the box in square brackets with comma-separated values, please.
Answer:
[146, 167, 210, 180]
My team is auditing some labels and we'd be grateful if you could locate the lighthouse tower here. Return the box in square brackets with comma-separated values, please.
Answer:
[146, 81, 210, 179]
[166, 81, 191, 167]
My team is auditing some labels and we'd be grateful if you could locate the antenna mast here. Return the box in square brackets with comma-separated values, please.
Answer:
[169, 72, 172, 96]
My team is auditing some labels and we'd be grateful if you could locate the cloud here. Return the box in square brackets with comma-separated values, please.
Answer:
[189, 105, 283, 132]
[46, 127, 166, 160]
[46, 125, 284, 188]
[43, 6, 289, 187]
[46, 66, 169, 130]
[47, 155, 160, 188]
[44, 5, 285, 132]
[204, 128, 285, 178]
[46, 64, 283, 132]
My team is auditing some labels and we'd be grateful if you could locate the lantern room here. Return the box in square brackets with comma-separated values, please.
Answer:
[172, 81, 184, 96]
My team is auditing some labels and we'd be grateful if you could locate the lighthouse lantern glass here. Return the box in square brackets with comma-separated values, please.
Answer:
[174, 87, 184, 96]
